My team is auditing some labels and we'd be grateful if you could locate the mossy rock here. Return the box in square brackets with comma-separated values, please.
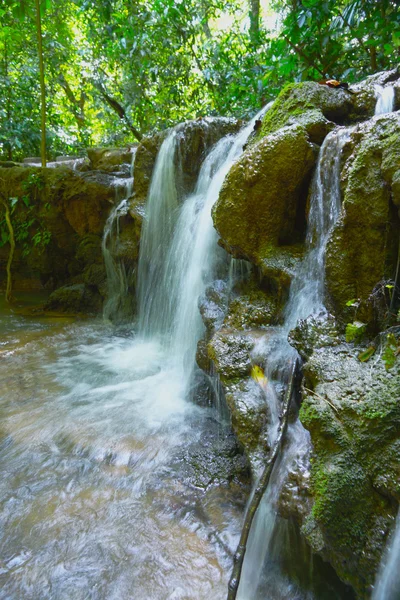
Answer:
[299, 340, 400, 597]
[87, 147, 134, 172]
[213, 124, 316, 266]
[44, 283, 102, 314]
[326, 113, 400, 322]
[258, 82, 352, 139]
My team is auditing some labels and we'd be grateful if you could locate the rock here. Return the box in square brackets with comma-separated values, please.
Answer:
[348, 66, 400, 120]
[213, 124, 316, 266]
[0, 166, 115, 302]
[44, 283, 101, 314]
[174, 417, 250, 489]
[289, 312, 341, 361]
[199, 280, 229, 335]
[298, 337, 400, 597]
[325, 113, 400, 322]
[223, 376, 270, 473]
[131, 117, 241, 208]
[257, 82, 353, 139]
[207, 329, 254, 381]
[224, 288, 279, 330]
[87, 147, 134, 172]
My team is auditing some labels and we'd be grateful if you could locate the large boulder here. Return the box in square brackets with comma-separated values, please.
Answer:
[257, 81, 352, 139]
[212, 124, 317, 266]
[294, 324, 400, 598]
[0, 166, 116, 296]
[325, 112, 400, 322]
[87, 146, 134, 173]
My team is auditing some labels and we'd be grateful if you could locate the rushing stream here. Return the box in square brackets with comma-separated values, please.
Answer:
[0, 114, 266, 599]
[1, 97, 395, 599]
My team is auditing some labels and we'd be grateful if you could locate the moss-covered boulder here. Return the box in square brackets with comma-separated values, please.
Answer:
[258, 82, 352, 139]
[87, 146, 134, 173]
[213, 124, 316, 266]
[326, 112, 400, 322]
[0, 166, 116, 300]
[44, 283, 102, 314]
[297, 332, 400, 598]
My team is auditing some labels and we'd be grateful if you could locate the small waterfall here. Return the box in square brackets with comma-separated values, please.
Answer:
[375, 85, 395, 115]
[372, 511, 400, 600]
[136, 107, 269, 391]
[136, 131, 180, 335]
[102, 150, 137, 321]
[237, 127, 352, 599]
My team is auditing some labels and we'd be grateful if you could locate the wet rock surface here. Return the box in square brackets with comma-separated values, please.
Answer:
[326, 112, 400, 322]
[213, 124, 316, 265]
[295, 324, 400, 598]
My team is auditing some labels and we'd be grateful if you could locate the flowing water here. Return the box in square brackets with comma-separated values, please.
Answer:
[0, 112, 269, 599]
[375, 85, 395, 115]
[372, 511, 400, 600]
[236, 127, 354, 600]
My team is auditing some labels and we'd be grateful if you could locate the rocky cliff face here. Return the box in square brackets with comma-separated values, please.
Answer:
[202, 68, 400, 597]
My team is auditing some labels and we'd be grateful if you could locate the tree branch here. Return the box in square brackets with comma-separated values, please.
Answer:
[93, 81, 143, 142]
[227, 358, 298, 600]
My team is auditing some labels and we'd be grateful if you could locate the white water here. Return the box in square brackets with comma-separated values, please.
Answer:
[136, 107, 270, 392]
[1, 106, 274, 596]
[102, 150, 137, 322]
[237, 127, 352, 600]
[372, 510, 400, 600]
[375, 85, 395, 115]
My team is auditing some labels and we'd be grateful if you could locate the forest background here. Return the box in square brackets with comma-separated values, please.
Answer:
[1, 0, 399, 162]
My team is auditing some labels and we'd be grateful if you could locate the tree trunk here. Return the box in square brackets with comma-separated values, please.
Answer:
[35, 0, 47, 167]
[1, 194, 15, 304]
[249, 0, 260, 44]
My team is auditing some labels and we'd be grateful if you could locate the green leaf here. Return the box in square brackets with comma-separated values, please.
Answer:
[358, 346, 375, 363]
[345, 321, 366, 343]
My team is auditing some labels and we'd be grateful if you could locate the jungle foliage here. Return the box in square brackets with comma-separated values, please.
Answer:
[1, 0, 399, 161]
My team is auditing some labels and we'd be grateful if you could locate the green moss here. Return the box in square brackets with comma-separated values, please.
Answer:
[257, 83, 315, 138]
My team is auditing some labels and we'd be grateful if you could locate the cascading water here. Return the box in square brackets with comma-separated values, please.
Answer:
[0, 114, 270, 598]
[136, 107, 270, 393]
[372, 512, 400, 600]
[236, 127, 353, 600]
[102, 149, 137, 322]
[375, 85, 395, 115]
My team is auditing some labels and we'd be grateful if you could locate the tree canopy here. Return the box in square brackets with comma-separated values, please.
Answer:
[1, 0, 399, 161]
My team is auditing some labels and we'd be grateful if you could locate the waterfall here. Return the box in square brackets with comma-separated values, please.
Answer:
[372, 511, 400, 599]
[102, 149, 137, 321]
[237, 127, 352, 599]
[375, 85, 395, 115]
[135, 107, 270, 391]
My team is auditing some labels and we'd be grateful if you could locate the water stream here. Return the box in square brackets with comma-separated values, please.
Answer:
[375, 85, 395, 115]
[0, 112, 266, 599]
[102, 150, 137, 322]
[236, 127, 353, 600]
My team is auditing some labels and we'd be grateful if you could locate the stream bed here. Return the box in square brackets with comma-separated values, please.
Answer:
[0, 296, 247, 600]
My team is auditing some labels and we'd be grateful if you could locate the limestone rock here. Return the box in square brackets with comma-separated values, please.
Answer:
[213, 124, 316, 265]
[299, 337, 400, 597]
[44, 283, 102, 314]
[87, 147, 134, 173]
[325, 112, 400, 322]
